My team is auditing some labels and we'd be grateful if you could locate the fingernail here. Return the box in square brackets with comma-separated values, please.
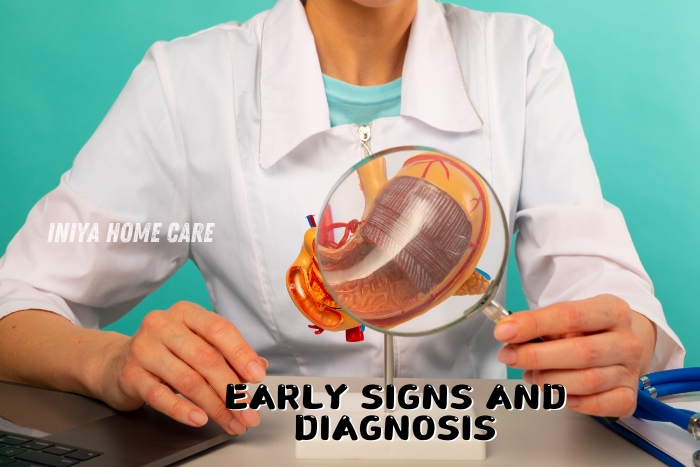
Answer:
[259, 357, 269, 370]
[241, 408, 261, 427]
[246, 360, 266, 382]
[229, 417, 247, 435]
[567, 395, 580, 408]
[494, 321, 517, 341]
[498, 346, 517, 365]
[189, 410, 208, 426]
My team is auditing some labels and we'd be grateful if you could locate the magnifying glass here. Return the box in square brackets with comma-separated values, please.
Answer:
[313, 146, 512, 338]
[286, 146, 534, 391]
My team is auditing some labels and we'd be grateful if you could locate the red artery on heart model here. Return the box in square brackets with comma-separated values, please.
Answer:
[286, 152, 492, 342]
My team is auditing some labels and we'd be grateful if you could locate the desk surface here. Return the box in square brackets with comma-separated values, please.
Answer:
[176, 376, 665, 467]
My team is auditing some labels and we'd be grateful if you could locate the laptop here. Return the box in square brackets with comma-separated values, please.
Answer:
[0, 380, 233, 467]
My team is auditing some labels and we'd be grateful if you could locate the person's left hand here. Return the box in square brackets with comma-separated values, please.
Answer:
[493, 294, 656, 418]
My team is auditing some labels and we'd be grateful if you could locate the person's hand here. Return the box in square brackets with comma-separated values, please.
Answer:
[97, 301, 266, 435]
[493, 294, 656, 418]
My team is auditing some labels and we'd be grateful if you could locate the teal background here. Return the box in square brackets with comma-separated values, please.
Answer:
[1, 1, 699, 377]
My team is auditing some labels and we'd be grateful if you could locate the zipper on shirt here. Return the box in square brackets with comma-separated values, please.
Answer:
[354, 123, 372, 158]
[353, 122, 398, 379]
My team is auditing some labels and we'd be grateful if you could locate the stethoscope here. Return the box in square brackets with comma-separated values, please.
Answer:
[633, 368, 700, 466]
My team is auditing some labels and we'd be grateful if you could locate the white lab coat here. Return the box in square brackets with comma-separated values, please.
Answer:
[0, 0, 684, 378]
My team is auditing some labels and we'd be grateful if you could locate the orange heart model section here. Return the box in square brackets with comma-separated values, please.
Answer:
[287, 227, 362, 333]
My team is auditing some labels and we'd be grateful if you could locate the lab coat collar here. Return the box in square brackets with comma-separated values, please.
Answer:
[258, 0, 483, 169]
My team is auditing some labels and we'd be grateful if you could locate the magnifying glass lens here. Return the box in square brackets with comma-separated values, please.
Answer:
[315, 147, 508, 336]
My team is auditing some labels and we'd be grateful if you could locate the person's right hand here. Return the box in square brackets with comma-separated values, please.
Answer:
[97, 301, 266, 435]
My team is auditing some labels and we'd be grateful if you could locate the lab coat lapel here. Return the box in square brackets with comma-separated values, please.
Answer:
[258, 0, 330, 169]
[401, 0, 483, 132]
[258, 0, 483, 170]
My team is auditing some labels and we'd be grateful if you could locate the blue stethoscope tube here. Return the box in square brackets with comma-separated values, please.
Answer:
[634, 404, 695, 423]
[639, 368, 700, 388]
[634, 368, 700, 440]
[636, 391, 693, 430]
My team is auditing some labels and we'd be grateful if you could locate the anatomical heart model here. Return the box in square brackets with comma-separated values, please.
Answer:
[287, 148, 505, 342]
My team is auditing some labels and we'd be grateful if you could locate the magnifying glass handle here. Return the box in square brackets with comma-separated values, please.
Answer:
[483, 300, 545, 343]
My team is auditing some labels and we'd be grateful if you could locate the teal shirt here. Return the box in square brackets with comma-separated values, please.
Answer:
[322, 74, 402, 127]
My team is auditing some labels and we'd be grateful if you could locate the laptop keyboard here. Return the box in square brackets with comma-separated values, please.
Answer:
[0, 431, 102, 466]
